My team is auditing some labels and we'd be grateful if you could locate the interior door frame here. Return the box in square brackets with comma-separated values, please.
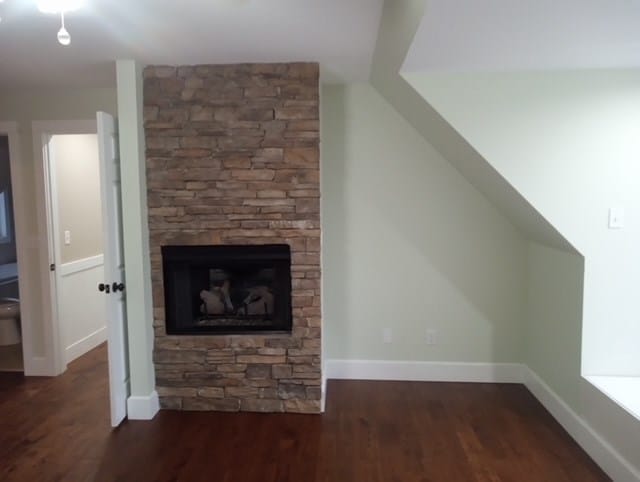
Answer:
[0, 122, 35, 374]
[32, 120, 98, 376]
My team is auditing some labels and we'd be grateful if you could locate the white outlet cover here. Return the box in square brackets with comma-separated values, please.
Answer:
[64, 230, 72, 245]
[383, 328, 392, 344]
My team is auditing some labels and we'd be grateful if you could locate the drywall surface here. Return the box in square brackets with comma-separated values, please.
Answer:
[0, 87, 116, 358]
[51, 134, 103, 264]
[526, 242, 584, 408]
[116, 60, 156, 400]
[370, 0, 571, 251]
[321, 83, 527, 362]
[407, 70, 640, 377]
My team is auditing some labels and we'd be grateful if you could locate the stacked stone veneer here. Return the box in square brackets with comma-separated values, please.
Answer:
[143, 63, 321, 413]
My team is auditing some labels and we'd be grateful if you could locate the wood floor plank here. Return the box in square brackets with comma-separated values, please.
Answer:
[0, 344, 609, 481]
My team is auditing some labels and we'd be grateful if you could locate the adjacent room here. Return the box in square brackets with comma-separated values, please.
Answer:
[0, 135, 22, 372]
[0, 1, 638, 481]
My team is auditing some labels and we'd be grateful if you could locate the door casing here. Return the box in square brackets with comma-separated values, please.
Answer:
[32, 120, 98, 376]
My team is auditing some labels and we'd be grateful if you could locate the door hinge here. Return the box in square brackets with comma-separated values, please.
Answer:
[50, 263, 56, 272]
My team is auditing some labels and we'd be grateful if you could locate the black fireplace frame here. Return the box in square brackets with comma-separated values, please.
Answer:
[162, 244, 293, 335]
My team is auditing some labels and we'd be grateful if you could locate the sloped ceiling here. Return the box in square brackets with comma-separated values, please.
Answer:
[403, 0, 640, 73]
[370, 0, 576, 252]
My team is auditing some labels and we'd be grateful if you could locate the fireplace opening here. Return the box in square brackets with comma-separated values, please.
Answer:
[162, 244, 292, 335]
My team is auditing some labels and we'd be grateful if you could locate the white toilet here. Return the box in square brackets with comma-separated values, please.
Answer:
[0, 298, 21, 346]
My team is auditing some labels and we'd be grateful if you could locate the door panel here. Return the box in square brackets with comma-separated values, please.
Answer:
[97, 111, 129, 427]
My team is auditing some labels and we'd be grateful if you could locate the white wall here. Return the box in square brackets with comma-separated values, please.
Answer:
[407, 70, 640, 377]
[0, 87, 116, 361]
[50, 133, 106, 363]
[51, 134, 104, 264]
[322, 83, 527, 363]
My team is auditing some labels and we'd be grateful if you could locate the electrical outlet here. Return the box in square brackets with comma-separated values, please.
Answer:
[383, 328, 392, 344]
[64, 230, 72, 245]
[426, 328, 438, 345]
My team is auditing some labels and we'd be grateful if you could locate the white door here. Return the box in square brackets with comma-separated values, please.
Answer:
[97, 111, 130, 427]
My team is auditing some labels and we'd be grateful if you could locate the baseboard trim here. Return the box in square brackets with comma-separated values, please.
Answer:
[321, 370, 327, 413]
[127, 391, 160, 421]
[524, 368, 640, 482]
[65, 326, 107, 364]
[326, 359, 524, 383]
[25, 356, 58, 376]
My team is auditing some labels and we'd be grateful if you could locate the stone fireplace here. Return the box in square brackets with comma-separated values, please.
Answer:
[144, 62, 321, 413]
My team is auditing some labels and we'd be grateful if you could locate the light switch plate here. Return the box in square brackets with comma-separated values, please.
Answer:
[608, 207, 625, 229]
[64, 230, 72, 245]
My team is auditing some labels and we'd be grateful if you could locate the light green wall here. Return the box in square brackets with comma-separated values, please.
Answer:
[406, 70, 640, 377]
[525, 242, 584, 408]
[0, 87, 117, 356]
[322, 83, 527, 362]
[524, 241, 640, 473]
[404, 67, 640, 476]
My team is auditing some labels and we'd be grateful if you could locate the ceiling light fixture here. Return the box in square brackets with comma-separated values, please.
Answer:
[34, 0, 84, 46]
[56, 11, 70, 46]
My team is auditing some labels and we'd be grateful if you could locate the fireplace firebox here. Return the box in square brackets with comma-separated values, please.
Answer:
[162, 245, 292, 335]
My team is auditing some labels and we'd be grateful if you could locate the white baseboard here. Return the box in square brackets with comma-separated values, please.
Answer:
[325, 359, 524, 383]
[24, 356, 58, 376]
[321, 370, 327, 413]
[524, 368, 640, 482]
[65, 326, 107, 364]
[127, 391, 160, 421]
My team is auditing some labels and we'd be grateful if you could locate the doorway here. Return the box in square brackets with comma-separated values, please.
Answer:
[0, 134, 22, 372]
[47, 132, 107, 365]
[32, 120, 107, 375]
[32, 116, 130, 426]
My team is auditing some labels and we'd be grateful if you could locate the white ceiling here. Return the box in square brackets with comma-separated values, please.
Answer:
[0, 0, 383, 88]
[403, 0, 640, 73]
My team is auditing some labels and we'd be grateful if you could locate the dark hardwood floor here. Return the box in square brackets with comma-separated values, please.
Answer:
[0, 344, 609, 481]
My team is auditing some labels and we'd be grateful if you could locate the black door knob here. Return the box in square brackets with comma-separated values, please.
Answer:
[112, 282, 125, 293]
[98, 283, 105, 292]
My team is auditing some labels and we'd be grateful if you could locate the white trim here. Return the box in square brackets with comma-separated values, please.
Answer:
[321, 370, 327, 413]
[65, 326, 107, 364]
[524, 368, 640, 482]
[127, 391, 160, 420]
[27, 356, 57, 377]
[59, 254, 104, 277]
[326, 359, 524, 383]
[584, 375, 640, 423]
[31, 120, 98, 376]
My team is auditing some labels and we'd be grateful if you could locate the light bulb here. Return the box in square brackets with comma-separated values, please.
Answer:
[57, 26, 71, 45]
[56, 11, 71, 46]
